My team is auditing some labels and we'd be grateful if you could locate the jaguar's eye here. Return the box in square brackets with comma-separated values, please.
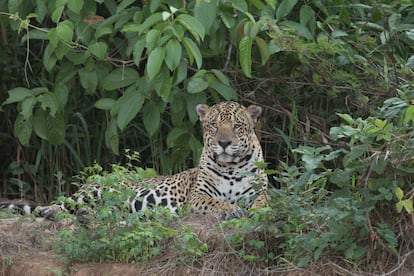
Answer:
[234, 122, 244, 129]
[209, 122, 218, 130]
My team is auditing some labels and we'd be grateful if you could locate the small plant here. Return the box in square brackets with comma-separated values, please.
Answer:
[173, 225, 209, 265]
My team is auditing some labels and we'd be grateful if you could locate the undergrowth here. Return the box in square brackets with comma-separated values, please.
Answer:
[220, 86, 414, 272]
[49, 88, 414, 272]
[53, 152, 208, 265]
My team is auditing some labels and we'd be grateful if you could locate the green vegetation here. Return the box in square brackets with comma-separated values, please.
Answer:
[1, 0, 413, 273]
[53, 159, 207, 265]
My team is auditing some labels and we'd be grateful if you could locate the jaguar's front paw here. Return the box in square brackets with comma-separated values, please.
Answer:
[217, 207, 244, 220]
[37, 206, 59, 219]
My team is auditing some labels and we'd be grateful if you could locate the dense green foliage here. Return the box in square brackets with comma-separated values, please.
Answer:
[1, 0, 414, 272]
[53, 157, 207, 264]
[1, 0, 412, 200]
[223, 87, 414, 268]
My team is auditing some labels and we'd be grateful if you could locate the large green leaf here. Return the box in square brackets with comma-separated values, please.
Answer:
[133, 39, 146, 67]
[14, 113, 32, 146]
[239, 36, 253, 78]
[276, 0, 299, 21]
[404, 105, 414, 124]
[300, 4, 316, 35]
[182, 37, 202, 69]
[51, 6, 64, 23]
[172, 60, 187, 86]
[79, 68, 98, 94]
[105, 117, 119, 155]
[21, 97, 36, 119]
[102, 68, 139, 91]
[38, 92, 58, 117]
[54, 83, 69, 110]
[67, 0, 84, 14]
[165, 39, 182, 71]
[176, 14, 205, 43]
[95, 24, 113, 39]
[48, 28, 58, 48]
[165, 24, 185, 41]
[187, 77, 209, 94]
[208, 80, 237, 100]
[115, 86, 145, 131]
[146, 47, 166, 80]
[211, 69, 230, 85]
[8, 0, 23, 13]
[145, 29, 161, 52]
[194, 0, 218, 33]
[3, 87, 33, 105]
[33, 109, 47, 140]
[95, 98, 116, 110]
[143, 102, 160, 136]
[121, 13, 162, 33]
[167, 126, 189, 148]
[153, 65, 171, 102]
[31, 108, 65, 144]
[45, 111, 65, 144]
[255, 36, 270, 65]
[89, 41, 108, 60]
[43, 44, 57, 72]
[186, 93, 206, 124]
[56, 21, 74, 44]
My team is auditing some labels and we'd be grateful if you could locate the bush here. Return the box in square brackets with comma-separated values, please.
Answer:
[221, 86, 414, 269]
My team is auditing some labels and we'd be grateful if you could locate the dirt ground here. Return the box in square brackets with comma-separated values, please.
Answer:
[0, 213, 310, 276]
[1, 212, 413, 275]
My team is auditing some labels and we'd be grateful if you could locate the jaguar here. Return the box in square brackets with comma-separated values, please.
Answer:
[0, 102, 268, 220]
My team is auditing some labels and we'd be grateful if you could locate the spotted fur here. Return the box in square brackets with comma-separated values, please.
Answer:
[0, 102, 268, 220]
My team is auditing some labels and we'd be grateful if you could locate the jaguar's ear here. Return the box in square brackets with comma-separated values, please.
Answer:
[196, 104, 210, 121]
[247, 105, 262, 123]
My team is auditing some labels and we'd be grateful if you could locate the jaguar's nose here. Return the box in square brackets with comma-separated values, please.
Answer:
[218, 140, 232, 149]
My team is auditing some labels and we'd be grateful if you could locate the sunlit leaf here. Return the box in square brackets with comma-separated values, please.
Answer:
[56, 21, 74, 44]
[176, 14, 205, 43]
[395, 187, 404, 201]
[182, 37, 202, 69]
[402, 199, 413, 213]
[239, 36, 253, 78]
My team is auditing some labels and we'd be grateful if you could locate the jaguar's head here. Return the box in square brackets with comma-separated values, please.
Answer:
[196, 102, 262, 163]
